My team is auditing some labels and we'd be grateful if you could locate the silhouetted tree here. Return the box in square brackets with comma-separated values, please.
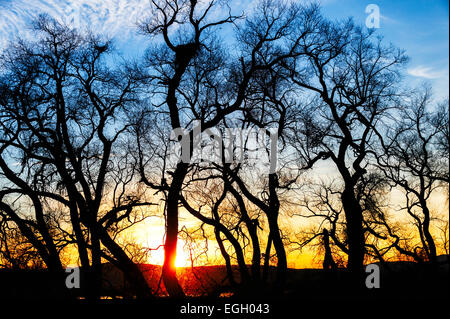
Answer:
[0, 203, 47, 270]
[137, 0, 246, 297]
[136, 0, 320, 296]
[286, 17, 407, 284]
[322, 229, 337, 270]
[0, 16, 153, 298]
[217, 0, 321, 290]
[375, 89, 449, 263]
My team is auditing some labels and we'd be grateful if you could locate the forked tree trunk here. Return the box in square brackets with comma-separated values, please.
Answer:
[267, 215, 287, 289]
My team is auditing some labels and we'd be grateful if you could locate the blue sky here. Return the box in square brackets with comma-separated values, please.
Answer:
[0, 0, 448, 99]
[320, 0, 449, 100]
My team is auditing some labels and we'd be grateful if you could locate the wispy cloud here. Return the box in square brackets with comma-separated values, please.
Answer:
[380, 14, 399, 25]
[0, 0, 264, 51]
[0, 0, 150, 50]
[407, 65, 447, 79]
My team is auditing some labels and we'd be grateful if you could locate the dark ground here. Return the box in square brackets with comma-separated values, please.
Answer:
[0, 256, 448, 301]
[0, 259, 448, 317]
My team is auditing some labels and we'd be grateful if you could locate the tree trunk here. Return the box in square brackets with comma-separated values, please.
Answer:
[262, 233, 272, 283]
[182, 193, 250, 285]
[267, 215, 287, 288]
[248, 222, 261, 282]
[322, 229, 337, 270]
[421, 202, 437, 263]
[90, 230, 102, 299]
[215, 229, 236, 286]
[341, 187, 365, 287]
[267, 174, 286, 288]
[229, 186, 261, 282]
[162, 162, 188, 298]
[223, 231, 251, 284]
[95, 224, 152, 298]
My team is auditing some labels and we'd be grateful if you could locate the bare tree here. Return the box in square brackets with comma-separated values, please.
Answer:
[0, 16, 153, 298]
[0, 205, 46, 270]
[375, 89, 449, 263]
[137, 0, 247, 297]
[136, 0, 318, 296]
[286, 17, 407, 284]
[213, 0, 321, 290]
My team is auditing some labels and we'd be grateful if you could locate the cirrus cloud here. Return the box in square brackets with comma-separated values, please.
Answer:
[407, 65, 447, 79]
[0, 0, 152, 50]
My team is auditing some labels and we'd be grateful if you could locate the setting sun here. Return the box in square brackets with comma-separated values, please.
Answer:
[175, 243, 189, 268]
[145, 239, 190, 268]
